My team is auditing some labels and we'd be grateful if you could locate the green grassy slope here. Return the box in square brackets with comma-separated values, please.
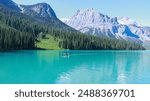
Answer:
[36, 34, 61, 50]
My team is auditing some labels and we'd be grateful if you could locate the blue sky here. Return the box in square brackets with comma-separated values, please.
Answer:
[13, 0, 150, 26]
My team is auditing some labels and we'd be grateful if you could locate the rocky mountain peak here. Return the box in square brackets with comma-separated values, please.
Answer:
[20, 3, 57, 19]
[61, 8, 150, 42]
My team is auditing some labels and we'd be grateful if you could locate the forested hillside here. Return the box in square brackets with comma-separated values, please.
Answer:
[0, 4, 145, 51]
[0, 5, 40, 50]
[0, 24, 34, 50]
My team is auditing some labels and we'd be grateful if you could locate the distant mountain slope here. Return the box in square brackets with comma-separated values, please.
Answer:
[0, 0, 56, 19]
[118, 17, 150, 42]
[20, 3, 57, 19]
[0, 0, 77, 32]
[0, 0, 20, 11]
[117, 17, 142, 26]
[20, 3, 78, 32]
[61, 8, 150, 43]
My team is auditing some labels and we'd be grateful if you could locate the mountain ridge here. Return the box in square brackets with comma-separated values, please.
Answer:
[0, 0, 21, 11]
[61, 8, 150, 43]
[20, 3, 57, 19]
[0, 0, 57, 19]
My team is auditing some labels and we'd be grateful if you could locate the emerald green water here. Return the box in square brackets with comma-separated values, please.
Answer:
[0, 50, 150, 84]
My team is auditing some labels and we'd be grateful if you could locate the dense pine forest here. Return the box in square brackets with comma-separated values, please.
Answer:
[0, 4, 145, 51]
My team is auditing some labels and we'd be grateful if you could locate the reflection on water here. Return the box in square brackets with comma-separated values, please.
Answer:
[0, 50, 150, 84]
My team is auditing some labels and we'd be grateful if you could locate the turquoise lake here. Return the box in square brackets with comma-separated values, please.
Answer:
[0, 50, 150, 84]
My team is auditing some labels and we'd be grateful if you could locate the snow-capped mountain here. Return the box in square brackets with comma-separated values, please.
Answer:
[61, 8, 150, 42]
[20, 3, 57, 19]
[118, 17, 150, 42]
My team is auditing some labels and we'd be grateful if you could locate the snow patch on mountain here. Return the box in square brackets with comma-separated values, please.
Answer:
[17, 4, 24, 13]
[117, 17, 143, 27]
[60, 17, 71, 23]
